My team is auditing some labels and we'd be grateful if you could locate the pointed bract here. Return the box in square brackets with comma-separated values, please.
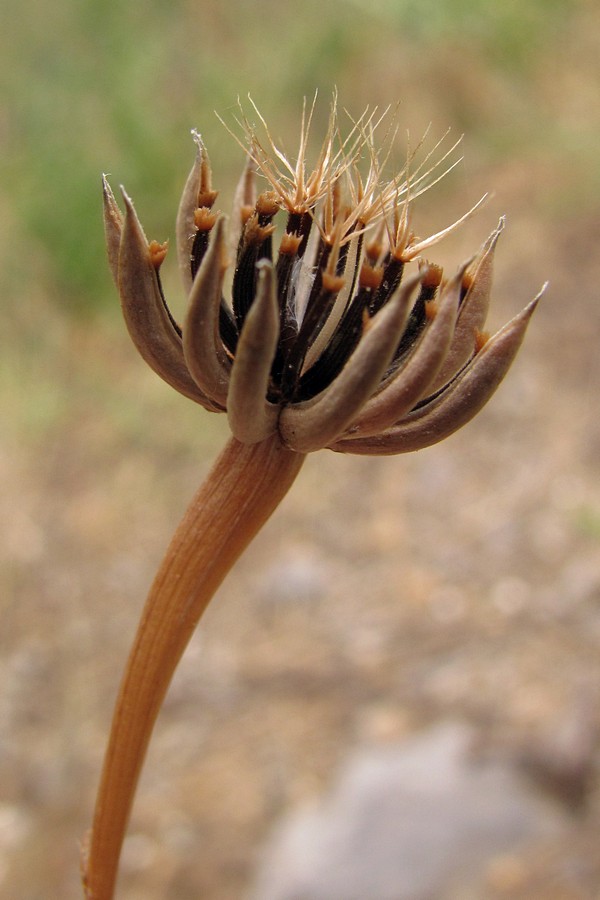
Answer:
[102, 175, 123, 287]
[176, 135, 205, 295]
[428, 218, 503, 393]
[182, 216, 231, 408]
[331, 289, 543, 455]
[227, 261, 280, 444]
[116, 188, 216, 408]
[229, 153, 257, 260]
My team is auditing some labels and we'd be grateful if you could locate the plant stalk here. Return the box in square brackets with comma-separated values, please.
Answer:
[82, 433, 305, 899]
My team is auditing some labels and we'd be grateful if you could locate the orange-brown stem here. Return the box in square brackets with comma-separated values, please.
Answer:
[82, 434, 305, 899]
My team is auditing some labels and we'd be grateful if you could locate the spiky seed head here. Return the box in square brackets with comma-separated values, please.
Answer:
[103, 98, 543, 455]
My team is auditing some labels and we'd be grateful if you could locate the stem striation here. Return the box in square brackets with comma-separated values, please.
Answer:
[82, 433, 305, 899]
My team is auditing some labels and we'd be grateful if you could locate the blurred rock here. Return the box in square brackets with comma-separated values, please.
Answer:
[249, 722, 567, 900]
[515, 693, 598, 813]
[258, 547, 330, 607]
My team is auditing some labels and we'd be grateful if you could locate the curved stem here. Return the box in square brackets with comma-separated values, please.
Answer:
[82, 434, 305, 899]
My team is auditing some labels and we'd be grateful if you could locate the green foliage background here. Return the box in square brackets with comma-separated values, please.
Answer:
[1, 0, 596, 314]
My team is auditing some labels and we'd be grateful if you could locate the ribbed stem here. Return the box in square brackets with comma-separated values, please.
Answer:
[82, 434, 305, 899]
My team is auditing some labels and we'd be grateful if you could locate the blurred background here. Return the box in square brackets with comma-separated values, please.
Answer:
[2, 0, 600, 897]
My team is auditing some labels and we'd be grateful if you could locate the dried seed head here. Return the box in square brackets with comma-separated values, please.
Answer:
[104, 98, 543, 455]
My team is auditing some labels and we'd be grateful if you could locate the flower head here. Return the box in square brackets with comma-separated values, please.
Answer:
[103, 100, 542, 455]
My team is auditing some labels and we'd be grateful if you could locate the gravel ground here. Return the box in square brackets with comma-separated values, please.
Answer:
[1, 177, 599, 898]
